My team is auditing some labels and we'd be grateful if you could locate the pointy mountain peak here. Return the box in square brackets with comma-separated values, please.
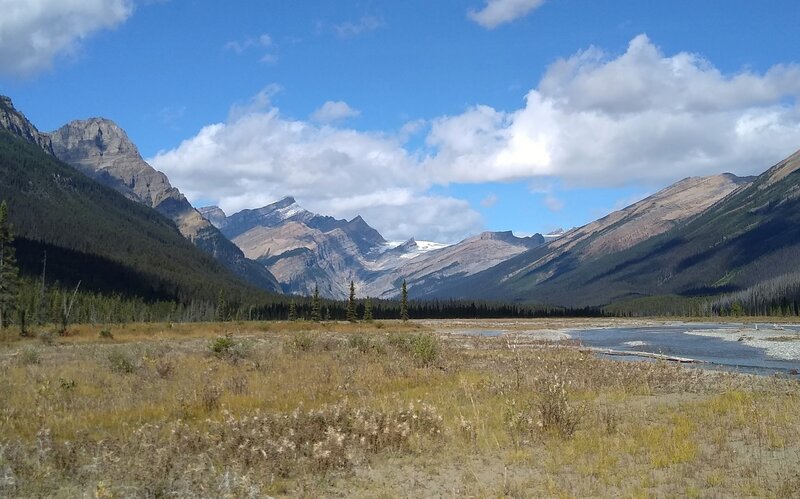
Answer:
[198, 205, 228, 228]
[0, 95, 54, 154]
[275, 196, 297, 207]
[393, 238, 418, 251]
[51, 118, 140, 159]
[257, 196, 312, 221]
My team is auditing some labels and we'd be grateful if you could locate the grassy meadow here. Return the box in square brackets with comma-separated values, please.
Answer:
[0, 319, 799, 497]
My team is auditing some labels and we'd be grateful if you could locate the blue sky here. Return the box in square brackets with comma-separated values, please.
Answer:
[2, 0, 799, 242]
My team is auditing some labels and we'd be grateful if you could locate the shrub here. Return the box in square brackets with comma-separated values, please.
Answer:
[348, 334, 371, 354]
[107, 349, 138, 374]
[504, 376, 583, 442]
[410, 333, 440, 368]
[199, 384, 222, 412]
[208, 334, 249, 362]
[289, 332, 315, 353]
[537, 377, 582, 438]
[387, 332, 411, 352]
[98, 328, 114, 340]
[209, 335, 236, 355]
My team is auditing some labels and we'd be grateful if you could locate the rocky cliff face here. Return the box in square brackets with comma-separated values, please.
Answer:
[50, 119, 185, 210]
[0, 96, 54, 154]
[49, 118, 281, 293]
[209, 197, 545, 299]
[208, 197, 390, 298]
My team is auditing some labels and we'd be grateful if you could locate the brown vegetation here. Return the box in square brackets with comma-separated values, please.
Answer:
[0, 320, 798, 497]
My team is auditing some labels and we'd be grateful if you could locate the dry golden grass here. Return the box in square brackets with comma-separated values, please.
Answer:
[0, 320, 798, 497]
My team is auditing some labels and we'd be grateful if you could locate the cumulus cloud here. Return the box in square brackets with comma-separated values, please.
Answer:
[0, 0, 133, 77]
[152, 35, 800, 242]
[468, 0, 546, 29]
[424, 34, 800, 186]
[150, 90, 482, 242]
[311, 101, 361, 124]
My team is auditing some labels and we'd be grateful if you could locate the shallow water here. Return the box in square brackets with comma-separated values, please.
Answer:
[464, 323, 800, 377]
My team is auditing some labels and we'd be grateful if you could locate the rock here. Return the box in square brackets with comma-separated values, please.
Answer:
[49, 118, 281, 293]
[0, 95, 54, 154]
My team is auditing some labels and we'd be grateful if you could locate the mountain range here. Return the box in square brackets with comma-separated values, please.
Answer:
[0, 96, 269, 303]
[48, 118, 281, 293]
[2, 94, 799, 311]
[200, 199, 543, 299]
[422, 155, 800, 307]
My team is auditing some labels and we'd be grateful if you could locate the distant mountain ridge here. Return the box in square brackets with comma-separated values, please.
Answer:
[203, 199, 544, 299]
[9, 93, 796, 309]
[48, 118, 280, 293]
[422, 153, 800, 307]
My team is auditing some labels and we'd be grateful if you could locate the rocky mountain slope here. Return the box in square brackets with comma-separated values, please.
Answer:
[49, 118, 280, 293]
[203, 199, 544, 299]
[202, 198, 389, 298]
[0, 97, 268, 302]
[438, 146, 800, 308]
[363, 231, 544, 298]
[0, 96, 53, 154]
[423, 172, 757, 304]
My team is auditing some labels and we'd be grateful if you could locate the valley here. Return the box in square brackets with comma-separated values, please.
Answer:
[2, 3, 800, 498]
[3, 94, 800, 317]
[1, 318, 798, 497]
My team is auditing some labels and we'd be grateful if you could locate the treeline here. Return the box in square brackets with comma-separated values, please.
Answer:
[709, 272, 800, 317]
[605, 273, 800, 318]
[9, 272, 800, 330]
[275, 297, 607, 322]
[3, 277, 610, 332]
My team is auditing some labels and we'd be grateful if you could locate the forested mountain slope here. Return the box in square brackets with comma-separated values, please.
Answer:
[0, 129, 266, 303]
[49, 117, 280, 292]
[421, 165, 800, 306]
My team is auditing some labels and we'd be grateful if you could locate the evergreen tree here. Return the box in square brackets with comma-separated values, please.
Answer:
[324, 306, 331, 321]
[310, 284, 321, 322]
[363, 296, 373, 322]
[346, 280, 357, 322]
[0, 201, 19, 334]
[400, 279, 409, 322]
[288, 301, 298, 321]
[215, 289, 227, 322]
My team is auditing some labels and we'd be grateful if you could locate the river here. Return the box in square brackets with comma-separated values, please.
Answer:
[462, 322, 800, 376]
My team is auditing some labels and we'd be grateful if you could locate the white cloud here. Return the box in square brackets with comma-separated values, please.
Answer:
[424, 34, 800, 187]
[331, 15, 385, 38]
[468, 0, 546, 29]
[150, 89, 482, 243]
[151, 35, 800, 243]
[310, 101, 361, 124]
[0, 0, 133, 77]
[224, 33, 276, 63]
